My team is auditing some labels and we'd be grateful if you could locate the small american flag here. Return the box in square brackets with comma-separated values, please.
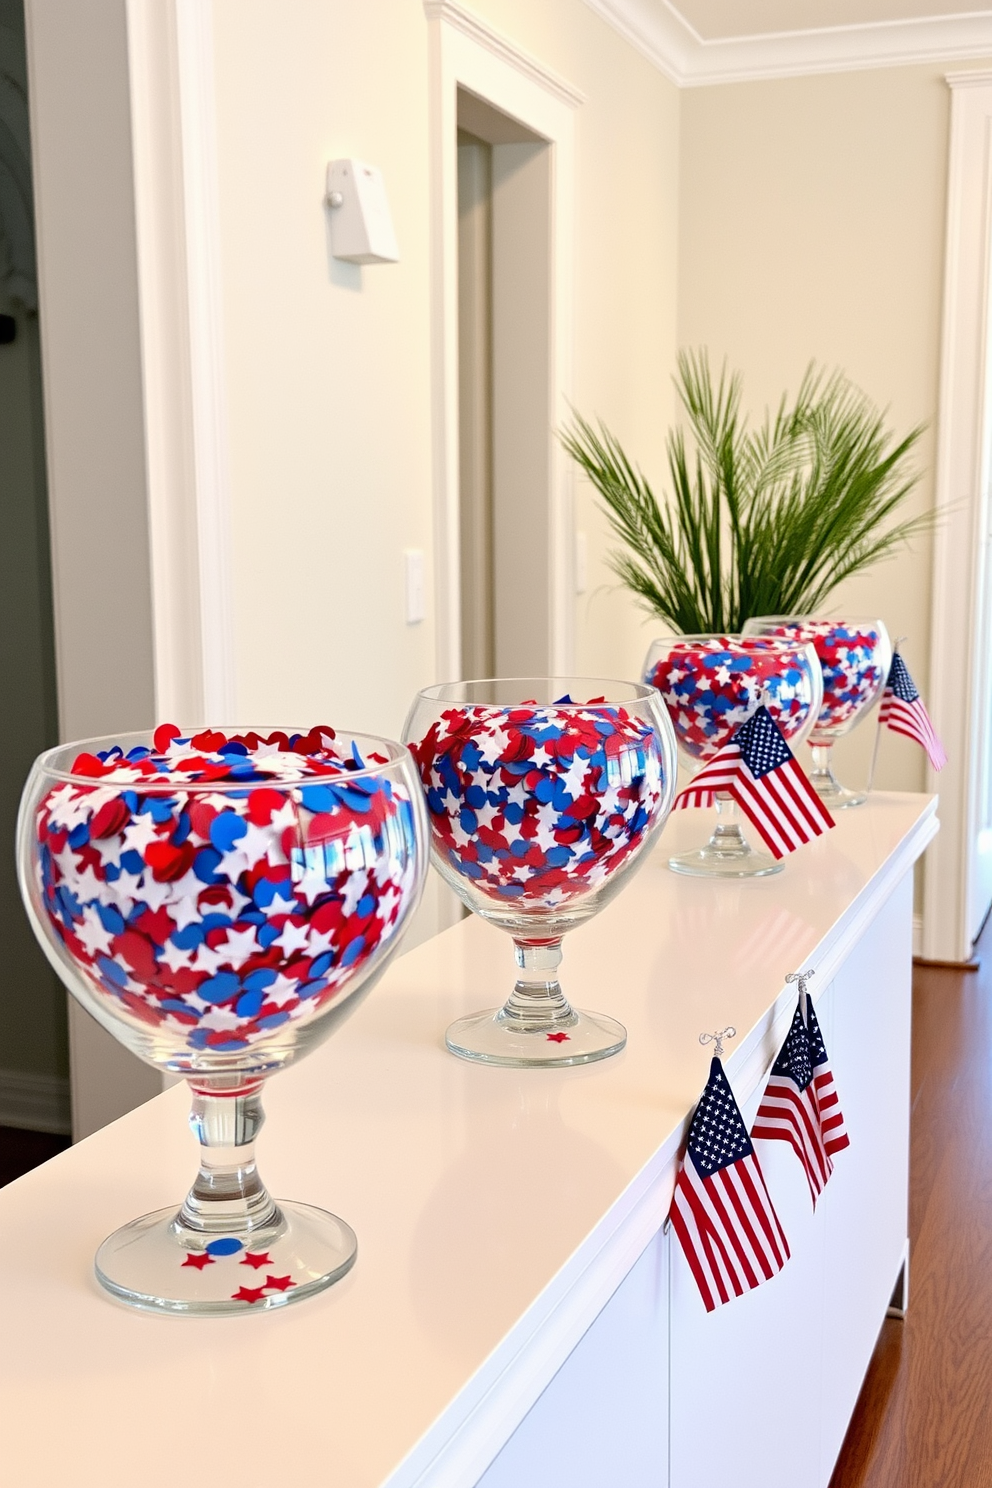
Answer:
[879, 653, 947, 771]
[807, 994, 849, 1158]
[674, 706, 835, 859]
[669, 1057, 790, 1312]
[753, 982, 849, 1208]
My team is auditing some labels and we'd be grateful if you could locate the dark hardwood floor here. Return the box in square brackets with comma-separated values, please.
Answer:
[830, 923, 992, 1488]
[0, 1124, 69, 1189]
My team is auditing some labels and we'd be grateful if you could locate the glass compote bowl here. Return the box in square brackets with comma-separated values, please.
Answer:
[741, 617, 892, 809]
[644, 634, 823, 878]
[17, 724, 427, 1315]
[403, 678, 677, 1068]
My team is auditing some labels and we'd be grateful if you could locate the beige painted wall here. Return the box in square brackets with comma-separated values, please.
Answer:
[678, 61, 988, 795]
[208, 0, 681, 740]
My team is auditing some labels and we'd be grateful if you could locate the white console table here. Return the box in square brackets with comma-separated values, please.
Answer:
[0, 793, 936, 1488]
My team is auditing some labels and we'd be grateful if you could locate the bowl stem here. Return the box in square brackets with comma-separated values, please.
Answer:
[501, 938, 576, 1033]
[181, 1081, 279, 1238]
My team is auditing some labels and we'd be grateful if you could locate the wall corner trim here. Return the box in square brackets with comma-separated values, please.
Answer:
[923, 76, 992, 961]
[423, 1, 586, 107]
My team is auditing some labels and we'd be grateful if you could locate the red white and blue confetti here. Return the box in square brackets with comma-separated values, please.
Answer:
[762, 621, 885, 737]
[32, 725, 420, 1056]
[410, 700, 667, 908]
[646, 636, 818, 761]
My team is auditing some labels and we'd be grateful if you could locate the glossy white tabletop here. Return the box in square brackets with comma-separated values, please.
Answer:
[0, 793, 936, 1488]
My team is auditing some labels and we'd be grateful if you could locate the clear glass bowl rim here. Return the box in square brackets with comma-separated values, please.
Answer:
[31, 726, 413, 795]
[414, 676, 661, 708]
[646, 631, 825, 647]
[740, 614, 889, 629]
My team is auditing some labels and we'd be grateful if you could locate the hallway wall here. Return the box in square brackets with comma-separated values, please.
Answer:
[208, 0, 681, 739]
[677, 60, 989, 796]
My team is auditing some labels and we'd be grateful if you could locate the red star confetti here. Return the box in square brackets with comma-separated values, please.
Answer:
[231, 1285, 267, 1305]
[181, 1251, 214, 1270]
[546, 1031, 570, 1043]
[240, 1251, 272, 1270]
[263, 1274, 296, 1293]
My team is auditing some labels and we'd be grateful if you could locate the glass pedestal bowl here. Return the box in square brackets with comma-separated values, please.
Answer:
[741, 617, 892, 809]
[403, 678, 677, 1068]
[17, 725, 427, 1315]
[644, 634, 823, 878]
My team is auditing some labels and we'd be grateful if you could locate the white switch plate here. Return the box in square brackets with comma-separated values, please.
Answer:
[405, 550, 425, 625]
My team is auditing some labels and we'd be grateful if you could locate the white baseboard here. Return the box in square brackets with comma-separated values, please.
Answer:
[913, 913, 924, 958]
[0, 1068, 71, 1135]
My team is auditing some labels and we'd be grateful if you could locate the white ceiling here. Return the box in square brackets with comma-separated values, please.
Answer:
[674, 0, 992, 43]
[583, 0, 992, 83]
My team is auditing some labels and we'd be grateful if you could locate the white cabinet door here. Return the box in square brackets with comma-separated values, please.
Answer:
[477, 1231, 669, 1488]
[668, 1090, 827, 1488]
[669, 874, 912, 1488]
[818, 875, 912, 1484]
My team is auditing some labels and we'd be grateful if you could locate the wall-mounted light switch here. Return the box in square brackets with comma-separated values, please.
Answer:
[405, 549, 425, 625]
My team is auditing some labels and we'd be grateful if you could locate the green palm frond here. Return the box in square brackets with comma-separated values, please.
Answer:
[561, 350, 930, 635]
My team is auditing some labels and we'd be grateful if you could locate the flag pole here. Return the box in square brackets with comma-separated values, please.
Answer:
[785, 967, 814, 1022]
[866, 636, 906, 797]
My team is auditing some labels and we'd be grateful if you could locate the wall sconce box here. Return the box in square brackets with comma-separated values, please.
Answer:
[325, 159, 399, 264]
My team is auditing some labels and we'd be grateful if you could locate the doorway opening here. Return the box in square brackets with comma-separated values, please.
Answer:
[0, 0, 68, 1144]
[456, 88, 552, 681]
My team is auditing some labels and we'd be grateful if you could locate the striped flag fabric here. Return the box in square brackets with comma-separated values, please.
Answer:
[669, 1057, 790, 1312]
[807, 995, 849, 1158]
[674, 705, 835, 859]
[752, 981, 849, 1208]
[879, 652, 947, 771]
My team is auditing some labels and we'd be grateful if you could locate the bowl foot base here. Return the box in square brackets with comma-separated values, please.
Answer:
[812, 782, 867, 811]
[668, 844, 783, 879]
[95, 1200, 356, 1315]
[445, 1006, 626, 1067]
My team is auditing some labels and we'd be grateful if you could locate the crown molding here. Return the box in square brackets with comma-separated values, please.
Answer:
[946, 64, 992, 84]
[424, 0, 585, 105]
[583, 0, 992, 86]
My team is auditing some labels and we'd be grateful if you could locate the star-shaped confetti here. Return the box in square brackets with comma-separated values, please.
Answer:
[240, 1251, 272, 1270]
[231, 1285, 267, 1304]
[181, 1251, 214, 1270]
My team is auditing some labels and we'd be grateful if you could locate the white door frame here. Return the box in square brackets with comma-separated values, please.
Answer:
[27, 0, 236, 1135]
[126, 0, 236, 727]
[925, 70, 992, 961]
[424, 0, 582, 682]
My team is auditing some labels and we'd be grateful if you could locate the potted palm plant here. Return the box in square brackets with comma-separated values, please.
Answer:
[561, 350, 929, 634]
